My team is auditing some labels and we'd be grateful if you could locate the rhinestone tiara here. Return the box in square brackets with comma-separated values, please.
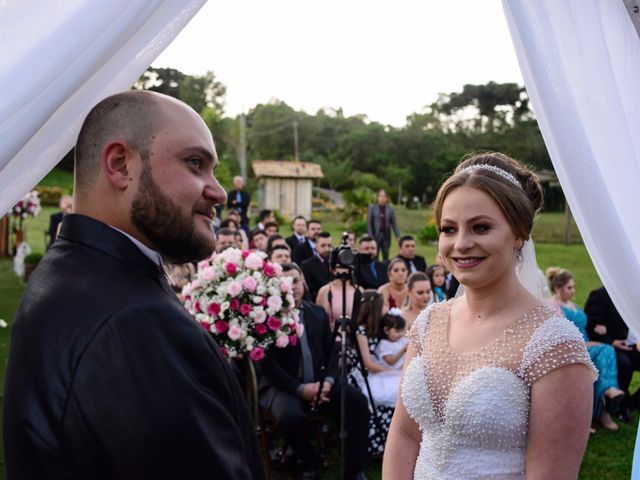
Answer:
[460, 164, 522, 189]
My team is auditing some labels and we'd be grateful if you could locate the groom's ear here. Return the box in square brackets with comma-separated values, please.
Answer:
[101, 141, 137, 191]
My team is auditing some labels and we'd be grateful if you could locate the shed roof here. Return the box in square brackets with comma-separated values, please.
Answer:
[252, 160, 323, 179]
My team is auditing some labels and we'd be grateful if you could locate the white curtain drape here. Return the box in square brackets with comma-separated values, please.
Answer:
[502, 1, 640, 330]
[502, 1, 640, 474]
[0, 0, 206, 215]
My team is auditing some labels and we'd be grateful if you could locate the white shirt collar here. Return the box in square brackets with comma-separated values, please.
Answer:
[109, 225, 164, 268]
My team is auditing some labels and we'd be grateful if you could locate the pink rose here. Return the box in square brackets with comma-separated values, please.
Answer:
[254, 310, 267, 323]
[240, 303, 252, 315]
[199, 320, 210, 331]
[197, 260, 210, 271]
[280, 279, 291, 293]
[219, 346, 229, 357]
[228, 325, 243, 341]
[255, 323, 267, 335]
[229, 298, 240, 310]
[194, 300, 202, 313]
[243, 276, 258, 292]
[245, 252, 264, 270]
[214, 320, 229, 333]
[226, 262, 237, 274]
[272, 263, 283, 275]
[288, 335, 298, 347]
[250, 347, 265, 361]
[276, 336, 289, 348]
[267, 316, 281, 331]
[296, 322, 305, 337]
[267, 295, 283, 311]
[241, 250, 250, 258]
[227, 281, 242, 297]
[263, 263, 275, 277]
[208, 303, 221, 316]
[200, 266, 216, 281]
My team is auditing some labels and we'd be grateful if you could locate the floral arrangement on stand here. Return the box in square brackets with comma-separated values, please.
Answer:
[11, 190, 42, 251]
[182, 248, 303, 361]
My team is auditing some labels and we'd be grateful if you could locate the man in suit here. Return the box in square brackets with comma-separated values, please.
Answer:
[3, 91, 264, 479]
[395, 235, 427, 274]
[301, 231, 332, 301]
[47, 194, 73, 248]
[366, 189, 400, 262]
[226, 175, 251, 232]
[259, 263, 369, 480]
[286, 215, 307, 252]
[355, 236, 388, 290]
[292, 219, 322, 265]
[585, 286, 640, 422]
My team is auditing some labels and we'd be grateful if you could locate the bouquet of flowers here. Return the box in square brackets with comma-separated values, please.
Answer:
[12, 191, 41, 220]
[183, 248, 303, 360]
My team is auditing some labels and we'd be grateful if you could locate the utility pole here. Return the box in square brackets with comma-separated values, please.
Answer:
[239, 113, 247, 181]
[293, 120, 299, 162]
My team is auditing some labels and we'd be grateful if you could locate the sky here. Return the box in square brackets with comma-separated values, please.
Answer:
[152, 0, 525, 127]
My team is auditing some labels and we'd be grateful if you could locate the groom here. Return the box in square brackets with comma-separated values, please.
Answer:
[3, 91, 264, 479]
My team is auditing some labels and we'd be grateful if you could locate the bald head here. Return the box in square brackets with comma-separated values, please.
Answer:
[75, 90, 165, 191]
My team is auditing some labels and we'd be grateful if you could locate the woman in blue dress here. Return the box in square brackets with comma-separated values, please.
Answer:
[547, 267, 624, 430]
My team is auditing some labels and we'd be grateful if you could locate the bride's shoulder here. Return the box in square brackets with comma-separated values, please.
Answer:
[406, 299, 452, 350]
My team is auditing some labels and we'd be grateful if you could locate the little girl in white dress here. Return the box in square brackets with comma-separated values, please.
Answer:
[376, 308, 409, 369]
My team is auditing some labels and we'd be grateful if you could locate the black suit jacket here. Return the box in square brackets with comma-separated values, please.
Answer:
[301, 256, 331, 302]
[293, 239, 315, 265]
[259, 301, 337, 398]
[585, 287, 629, 344]
[397, 254, 427, 274]
[356, 258, 388, 290]
[286, 234, 305, 253]
[226, 189, 251, 223]
[3, 214, 264, 480]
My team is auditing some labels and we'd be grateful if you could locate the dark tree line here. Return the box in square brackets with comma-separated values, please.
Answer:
[57, 69, 558, 208]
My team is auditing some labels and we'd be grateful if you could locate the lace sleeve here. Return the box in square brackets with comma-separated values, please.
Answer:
[519, 316, 598, 385]
[407, 304, 435, 355]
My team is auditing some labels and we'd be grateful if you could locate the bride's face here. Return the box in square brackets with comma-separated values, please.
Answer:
[438, 186, 521, 290]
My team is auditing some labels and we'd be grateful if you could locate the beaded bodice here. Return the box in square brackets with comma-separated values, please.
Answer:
[401, 300, 596, 479]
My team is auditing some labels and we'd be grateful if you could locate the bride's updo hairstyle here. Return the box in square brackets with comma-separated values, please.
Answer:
[433, 152, 543, 241]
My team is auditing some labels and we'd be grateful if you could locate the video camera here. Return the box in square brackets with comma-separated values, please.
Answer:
[331, 232, 358, 271]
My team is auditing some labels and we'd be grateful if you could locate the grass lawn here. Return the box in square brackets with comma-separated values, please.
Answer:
[0, 202, 632, 479]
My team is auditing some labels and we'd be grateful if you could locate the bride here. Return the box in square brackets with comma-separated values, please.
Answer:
[383, 152, 596, 479]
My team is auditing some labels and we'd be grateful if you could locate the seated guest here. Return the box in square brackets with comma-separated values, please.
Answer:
[400, 272, 432, 330]
[301, 231, 332, 302]
[316, 260, 362, 332]
[215, 227, 236, 252]
[427, 264, 448, 302]
[47, 195, 73, 248]
[377, 258, 409, 312]
[355, 236, 388, 290]
[375, 309, 408, 370]
[264, 221, 279, 237]
[346, 231, 357, 249]
[348, 290, 395, 456]
[286, 215, 307, 252]
[266, 234, 288, 254]
[219, 216, 249, 249]
[233, 231, 244, 249]
[586, 286, 640, 423]
[268, 245, 291, 265]
[250, 229, 268, 252]
[395, 235, 426, 274]
[293, 219, 322, 265]
[548, 267, 625, 430]
[259, 263, 369, 479]
[255, 209, 275, 233]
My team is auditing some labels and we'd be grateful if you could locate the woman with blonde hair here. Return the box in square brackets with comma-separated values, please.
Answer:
[384, 152, 596, 479]
[377, 257, 409, 313]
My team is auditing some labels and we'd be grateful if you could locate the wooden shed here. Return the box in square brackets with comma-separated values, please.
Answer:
[251, 160, 324, 220]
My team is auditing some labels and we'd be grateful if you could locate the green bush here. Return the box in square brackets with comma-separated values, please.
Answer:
[24, 253, 43, 265]
[35, 186, 66, 206]
[349, 219, 368, 236]
[418, 217, 439, 243]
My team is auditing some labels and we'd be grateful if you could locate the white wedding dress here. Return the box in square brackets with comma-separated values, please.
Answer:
[401, 300, 596, 479]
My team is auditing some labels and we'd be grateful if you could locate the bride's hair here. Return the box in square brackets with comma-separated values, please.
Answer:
[433, 152, 543, 240]
[546, 266, 573, 291]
